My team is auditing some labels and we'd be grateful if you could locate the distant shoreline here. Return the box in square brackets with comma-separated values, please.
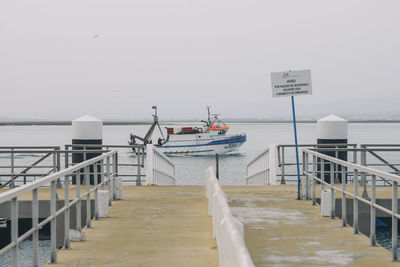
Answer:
[1, 120, 400, 126]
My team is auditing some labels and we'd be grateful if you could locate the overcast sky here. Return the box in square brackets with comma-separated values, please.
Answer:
[1, 0, 399, 121]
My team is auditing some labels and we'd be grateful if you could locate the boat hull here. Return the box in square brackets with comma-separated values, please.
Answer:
[156, 135, 246, 156]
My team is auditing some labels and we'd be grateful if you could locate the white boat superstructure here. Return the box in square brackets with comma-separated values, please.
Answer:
[156, 125, 246, 156]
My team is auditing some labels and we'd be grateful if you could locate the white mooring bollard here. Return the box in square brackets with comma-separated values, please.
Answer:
[115, 177, 123, 200]
[69, 229, 86, 242]
[320, 190, 331, 217]
[98, 190, 109, 217]
[317, 114, 348, 184]
[71, 115, 103, 185]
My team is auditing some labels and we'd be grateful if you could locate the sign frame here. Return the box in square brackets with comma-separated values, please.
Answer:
[271, 70, 312, 98]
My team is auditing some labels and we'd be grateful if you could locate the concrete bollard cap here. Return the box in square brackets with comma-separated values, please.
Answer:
[317, 114, 348, 140]
[72, 115, 103, 140]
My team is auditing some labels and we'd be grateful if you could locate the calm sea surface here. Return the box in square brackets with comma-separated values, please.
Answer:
[0, 123, 399, 265]
[1, 122, 400, 184]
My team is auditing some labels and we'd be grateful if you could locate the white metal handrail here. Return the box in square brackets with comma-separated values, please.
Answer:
[65, 144, 146, 186]
[206, 167, 254, 267]
[146, 144, 175, 185]
[302, 148, 400, 261]
[246, 144, 277, 185]
[0, 147, 61, 188]
[0, 150, 119, 267]
[278, 143, 357, 184]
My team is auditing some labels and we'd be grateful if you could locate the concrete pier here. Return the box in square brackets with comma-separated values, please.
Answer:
[223, 185, 397, 266]
[45, 186, 218, 266]
[1, 184, 397, 266]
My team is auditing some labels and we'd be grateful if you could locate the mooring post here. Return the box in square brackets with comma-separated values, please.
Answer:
[216, 153, 219, 180]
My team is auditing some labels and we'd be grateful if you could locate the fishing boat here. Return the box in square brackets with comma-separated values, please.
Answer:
[129, 107, 246, 156]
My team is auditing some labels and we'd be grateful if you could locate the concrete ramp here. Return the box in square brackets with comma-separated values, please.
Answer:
[48, 186, 217, 267]
[223, 185, 397, 266]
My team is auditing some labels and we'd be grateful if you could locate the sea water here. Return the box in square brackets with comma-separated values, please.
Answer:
[0, 122, 399, 265]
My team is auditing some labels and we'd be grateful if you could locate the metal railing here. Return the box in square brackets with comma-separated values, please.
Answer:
[277, 144, 357, 184]
[0, 151, 119, 267]
[0, 149, 110, 189]
[302, 149, 400, 261]
[146, 144, 175, 185]
[278, 143, 400, 186]
[205, 167, 254, 267]
[0, 147, 61, 188]
[246, 145, 277, 185]
[65, 144, 145, 186]
[360, 144, 400, 179]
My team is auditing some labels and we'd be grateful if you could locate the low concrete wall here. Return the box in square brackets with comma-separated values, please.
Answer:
[316, 198, 400, 236]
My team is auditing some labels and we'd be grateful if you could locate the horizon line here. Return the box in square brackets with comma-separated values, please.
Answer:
[1, 119, 400, 126]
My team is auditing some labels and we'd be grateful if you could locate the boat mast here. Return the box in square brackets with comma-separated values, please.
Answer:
[144, 106, 164, 141]
[207, 106, 212, 126]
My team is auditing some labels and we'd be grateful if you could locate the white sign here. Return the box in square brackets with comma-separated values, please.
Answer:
[271, 70, 312, 98]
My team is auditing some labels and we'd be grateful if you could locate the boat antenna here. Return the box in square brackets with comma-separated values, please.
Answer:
[207, 106, 211, 126]
[154, 106, 165, 140]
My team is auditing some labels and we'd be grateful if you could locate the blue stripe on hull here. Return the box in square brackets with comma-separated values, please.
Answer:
[157, 135, 246, 149]
[164, 149, 214, 155]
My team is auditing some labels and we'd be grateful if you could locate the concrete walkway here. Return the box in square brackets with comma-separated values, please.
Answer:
[46, 186, 218, 267]
[223, 185, 398, 267]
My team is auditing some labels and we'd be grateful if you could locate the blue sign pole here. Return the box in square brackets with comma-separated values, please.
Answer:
[291, 95, 301, 200]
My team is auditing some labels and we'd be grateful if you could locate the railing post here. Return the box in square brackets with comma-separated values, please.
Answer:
[53, 150, 57, 173]
[85, 166, 91, 228]
[11, 196, 18, 267]
[330, 162, 335, 219]
[321, 159, 325, 192]
[281, 146, 286, 184]
[353, 170, 359, 234]
[32, 188, 39, 267]
[50, 180, 57, 263]
[370, 174, 376, 246]
[146, 144, 154, 185]
[64, 175, 70, 249]
[54, 150, 62, 188]
[94, 162, 99, 220]
[76, 170, 82, 232]
[57, 148, 61, 172]
[136, 147, 142, 186]
[64, 145, 69, 169]
[392, 181, 398, 261]
[342, 167, 347, 227]
[101, 159, 105, 190]
[361, 150, 369, 198]
[106, 157, 112, 206]
[302, 151, 306, 199]
[115, 152, 119, 177]
[113, 154, 117, 200]
[312, 155, 316, 205]
[11, 148, 15, 188]
[335, 148, 338, 183]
